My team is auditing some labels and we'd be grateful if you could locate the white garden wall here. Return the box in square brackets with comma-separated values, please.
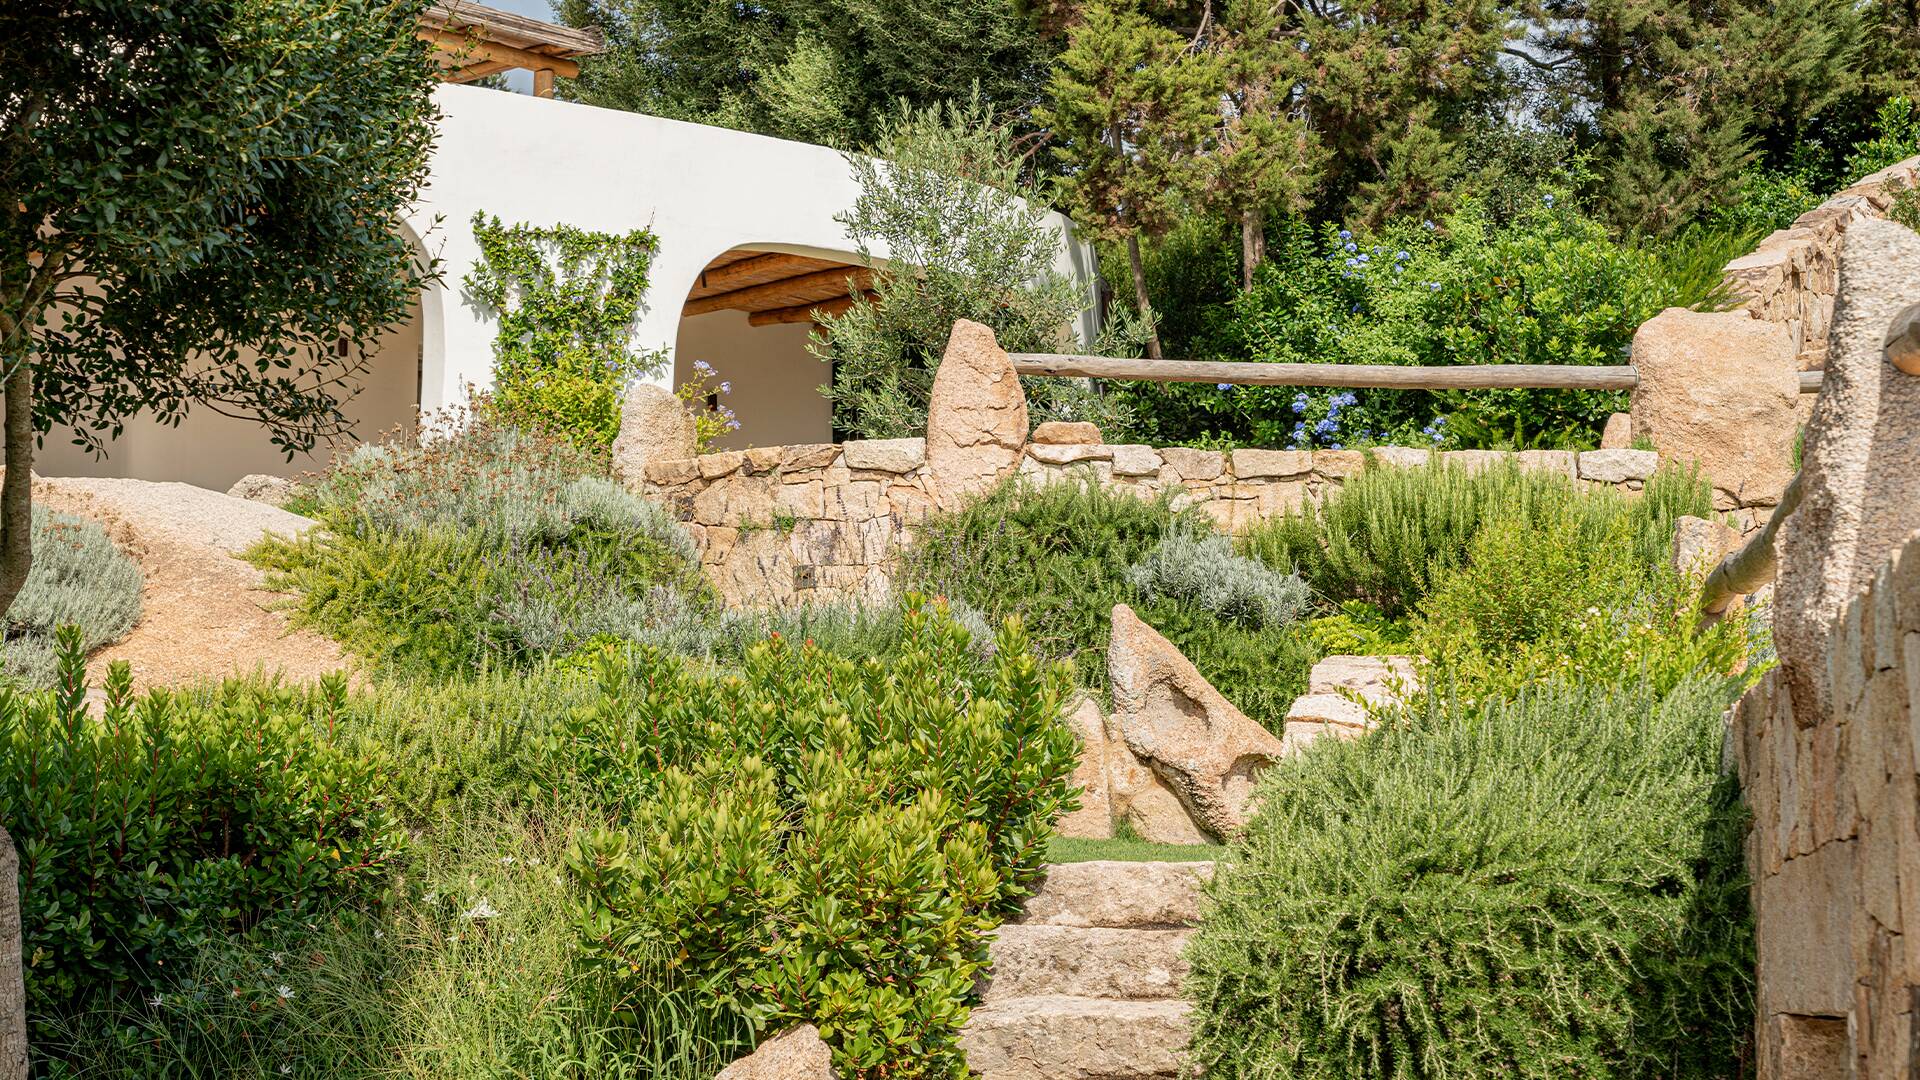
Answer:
[43, 82, 1100, 489]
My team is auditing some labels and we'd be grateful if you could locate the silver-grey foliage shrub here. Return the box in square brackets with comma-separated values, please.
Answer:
[3, 507, 143, 685]
[1127, 530, 1311, 630]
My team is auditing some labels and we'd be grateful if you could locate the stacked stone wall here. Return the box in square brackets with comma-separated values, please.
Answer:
[1731, 533, 1920, 1080]
[642, 437, 1663, 608]
[1722, 156, 1919, 372]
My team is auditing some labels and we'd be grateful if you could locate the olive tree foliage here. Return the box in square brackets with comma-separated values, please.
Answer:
[0, 0, 440, 617]
[815, 96, 1141, 439]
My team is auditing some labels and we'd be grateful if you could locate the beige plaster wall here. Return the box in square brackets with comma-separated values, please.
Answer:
[672, 309, 832, 452]
[39, 297, 422, 491]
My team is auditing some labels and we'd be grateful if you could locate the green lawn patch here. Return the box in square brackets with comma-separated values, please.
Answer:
[1047, 835, 1223, 864]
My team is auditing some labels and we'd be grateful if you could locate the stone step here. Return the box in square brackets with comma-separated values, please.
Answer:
[1017, 861, 1214, 929]
[960, 995, 1191, 1080]
[984, 924, 1192, 1001]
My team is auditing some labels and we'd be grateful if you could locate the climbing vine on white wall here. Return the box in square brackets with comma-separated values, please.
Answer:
[464, 212, 663, 450]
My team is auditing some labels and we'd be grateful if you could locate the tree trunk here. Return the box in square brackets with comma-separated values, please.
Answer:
[0, 358, 31, 621]
[1125, 233, 1163, 360]
[0, 824, 24, 1080]
[1240, 206, 1266, 292]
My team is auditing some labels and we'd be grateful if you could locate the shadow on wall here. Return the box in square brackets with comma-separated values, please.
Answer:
[672, 245, 874, 451]
[37, 293, 428, 491]
[37, 220, 443, 491]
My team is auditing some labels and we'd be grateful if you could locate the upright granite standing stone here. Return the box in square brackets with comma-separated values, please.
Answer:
[1106, 605, 1288, 841]
[1774, 217, 1920, 722]
[609, 383, 696, 492]
[1629, 307, 1799, 508]
[925, 320, 1029, 509]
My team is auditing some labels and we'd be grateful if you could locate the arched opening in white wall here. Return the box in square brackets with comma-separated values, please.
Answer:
[38, 223, 439, 490]
[671, 247, 874, 451]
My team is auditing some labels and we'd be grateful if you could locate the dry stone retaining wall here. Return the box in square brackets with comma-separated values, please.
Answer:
[1731, 533, 1920, 1080]
[641, 437, 1662, 607]
[1723, 156, 1919, 373]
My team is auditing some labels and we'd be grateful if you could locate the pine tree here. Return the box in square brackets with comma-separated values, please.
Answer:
[556, 0, 1053, 148]
[1209, 0, 1323, 289]
[1290, 0, 1511, 226]
[1521, 0, 1861, 232]
[1040, 1, 1220, 358]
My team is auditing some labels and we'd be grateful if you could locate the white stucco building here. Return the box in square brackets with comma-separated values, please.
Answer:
[43, 82, 1100, 489]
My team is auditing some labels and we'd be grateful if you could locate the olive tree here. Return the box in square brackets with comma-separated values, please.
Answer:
[0, 0, 440, 617]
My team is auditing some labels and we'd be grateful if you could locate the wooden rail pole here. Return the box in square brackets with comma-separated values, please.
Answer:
[1011, 354, 1641, 390]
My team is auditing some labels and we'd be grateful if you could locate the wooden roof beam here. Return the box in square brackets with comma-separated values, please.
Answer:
[683, 266, 874, 317]
[748, 292, 877, 326]
[424, 2, 604, 55]
[694, 252, 837, 297]
[420, 28, 581, 79]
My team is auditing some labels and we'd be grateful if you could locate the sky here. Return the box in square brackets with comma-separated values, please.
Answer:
[476, 0, 566, 95]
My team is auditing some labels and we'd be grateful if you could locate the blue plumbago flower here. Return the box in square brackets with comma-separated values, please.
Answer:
[1543, 193, 1556, 207]
[725, 418, 742, 431]
[1293, 421, 1308, 435]
[1350, 303, 1362, 314]
[1423, 219, 1436, 230]
[718, 381, 732, 394]
[1428, 281, 1441, 291]
[1330, 442, 1344, 450]
[1343, 241, 1358, 253]
[1216, 382, 1235, 391]
[1395, 250, 1410, 261]
[1356, 253, 1370, 263]
[1334, 391, 1357, 407]
[1338, 229, 1352, 240]
[1315, 418, 1338, 435]
[693, 359, 715, 375]
[1344, 257, 1359, 268]
[1291, 393, 1308, 414]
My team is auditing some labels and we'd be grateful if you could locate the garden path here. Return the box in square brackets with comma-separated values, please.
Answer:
[33, 477, 346, 690]
[961, 860, 1209, 1080]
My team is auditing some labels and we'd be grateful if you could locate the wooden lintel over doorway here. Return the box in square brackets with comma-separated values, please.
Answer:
[419, 2, 603, 99]
[684, 248, 879, 326]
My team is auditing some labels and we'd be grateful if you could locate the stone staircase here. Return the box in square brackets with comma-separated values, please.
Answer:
[961, 860, 1213, 1080]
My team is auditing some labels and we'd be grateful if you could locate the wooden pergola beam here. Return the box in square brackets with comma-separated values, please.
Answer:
[694, 253, 836, 297]
[446, 59, 515, 82]
[748, 292, 877, 326]
[419, 27, 581, 80]
[683, 266, 873, 317]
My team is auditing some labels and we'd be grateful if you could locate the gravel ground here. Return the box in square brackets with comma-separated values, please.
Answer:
[32, 476, 348, 690]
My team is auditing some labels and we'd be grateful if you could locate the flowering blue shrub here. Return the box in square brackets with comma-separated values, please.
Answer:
[1114, 193, 1695, 448]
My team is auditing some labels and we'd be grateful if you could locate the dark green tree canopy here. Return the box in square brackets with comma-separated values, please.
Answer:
[555, 0, 1055, 147]
[1, 0, 440, 453]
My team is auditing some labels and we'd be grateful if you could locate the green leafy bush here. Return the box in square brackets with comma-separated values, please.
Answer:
[0, 634, 405, 1016]
[1245, 457, 1711, 618]
[565, 600, 1080, 1077]
[43, 810, 733, 1080]
[256, 421, 712, 676]
[465, 214, 665, 451]
[1121, 196, 1682, 449]
[1186, 676, 1754, 1079]
[2, 507, 142, 686]
[898, 475, 1325, 730]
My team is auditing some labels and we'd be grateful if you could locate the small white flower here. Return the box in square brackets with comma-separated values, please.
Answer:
[280, 1066, 294, 1076]
[462, 897, 502, 921]
[372, 929, 384, 940]
[276, 985, 295, 1001]
[148, 993, 165, 1008]
[270, 951, 286, 965]
[498, 856, 516, 866]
